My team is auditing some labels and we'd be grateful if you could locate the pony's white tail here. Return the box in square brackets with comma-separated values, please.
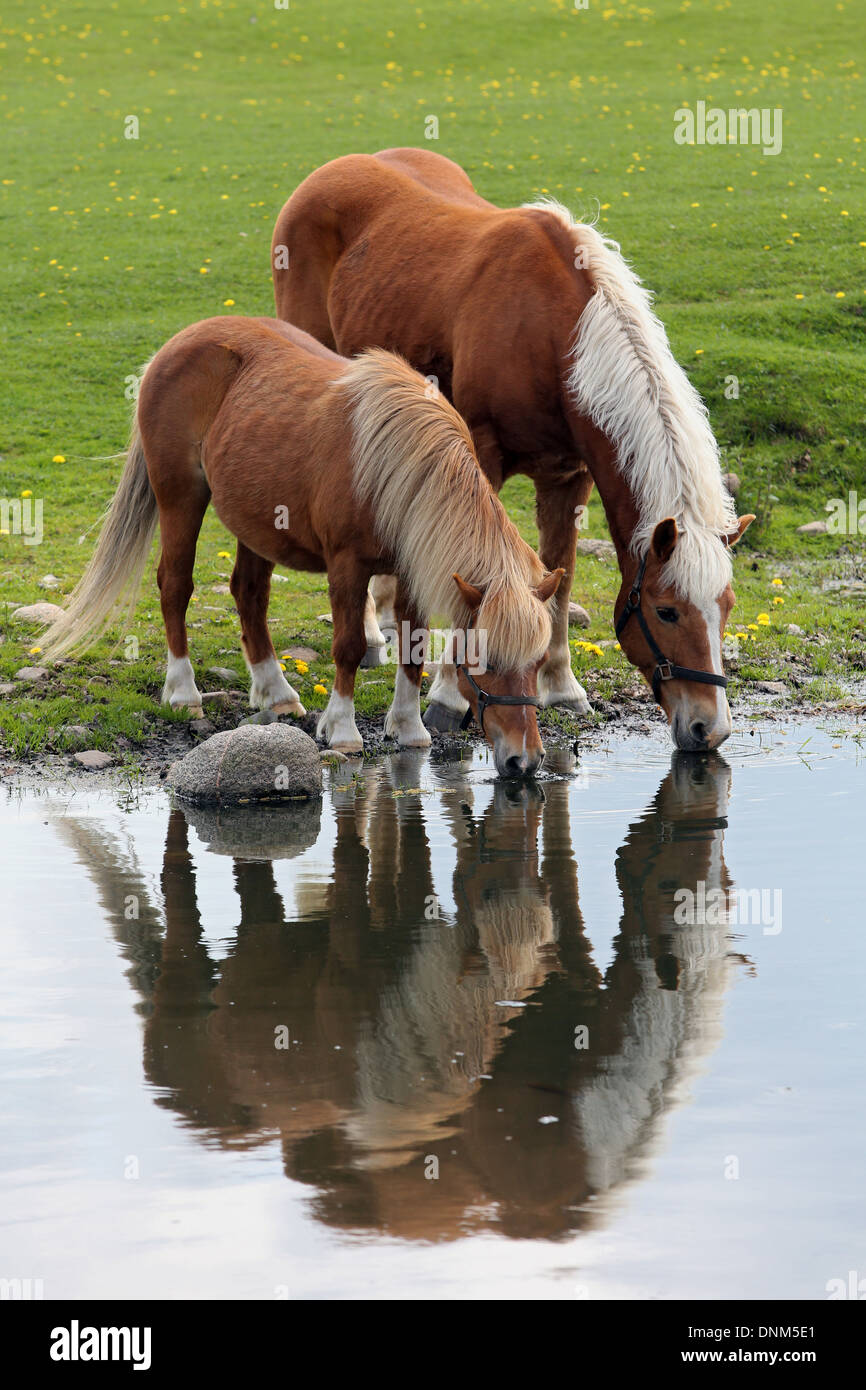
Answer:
[43, 423, 159, 658]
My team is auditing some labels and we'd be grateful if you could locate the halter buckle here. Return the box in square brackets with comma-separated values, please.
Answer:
[657, 660, 674, 682]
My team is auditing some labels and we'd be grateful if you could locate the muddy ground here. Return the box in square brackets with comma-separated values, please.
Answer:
[1, 682, 862, 794]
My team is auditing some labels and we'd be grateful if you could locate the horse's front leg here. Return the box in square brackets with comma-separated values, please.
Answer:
[534, 468, 593, 714]
[385, 582, 432, 748]
[231, 544, 305, 715]
[317, 554, 368, 753]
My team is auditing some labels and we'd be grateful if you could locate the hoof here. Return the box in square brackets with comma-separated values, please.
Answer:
[330, 739, 363, 755]
[544, 695, 592, 717]
[360, 644, 387, 669]
[171, 702, 203, 719]
[423, 700, 466, 734]
[271, 699, 307, 717]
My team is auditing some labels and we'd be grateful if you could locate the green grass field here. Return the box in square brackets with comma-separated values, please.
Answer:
[1, 0, 864, 756]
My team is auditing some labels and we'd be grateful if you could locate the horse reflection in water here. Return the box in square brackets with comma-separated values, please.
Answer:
[54, 751, 747, 1241]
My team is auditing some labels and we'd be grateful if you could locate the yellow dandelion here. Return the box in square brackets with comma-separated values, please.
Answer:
[747, 623, 759, 632]
[771, 577, 783, 586]
[29, 646, 42, 655]
[217, 550, 231, 559]
[21, 489, 32, 498]
[52, 454, 66, 463]
[757, 613, 771, 625]
[294, 660, 309, 674]
[223, 298, 235, 306]
[313, 683, 328, 695]
[773, 596, 784, 605]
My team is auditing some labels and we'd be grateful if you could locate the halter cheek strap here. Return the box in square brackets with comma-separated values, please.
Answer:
[456, 620, 541, 735]
[615, 552, 728, 705]
[458, 665, 541, 735]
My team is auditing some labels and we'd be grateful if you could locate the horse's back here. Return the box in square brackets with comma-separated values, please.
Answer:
[139, 316, 345, 469]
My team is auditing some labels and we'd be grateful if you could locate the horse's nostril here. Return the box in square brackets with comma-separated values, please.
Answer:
[689, 720, 708, 745]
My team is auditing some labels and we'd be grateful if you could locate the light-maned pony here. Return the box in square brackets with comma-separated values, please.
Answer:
[273, 148, 754, 751]
[43, 318, 561, 775]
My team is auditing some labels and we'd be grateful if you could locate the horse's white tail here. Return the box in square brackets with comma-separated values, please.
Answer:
[42, 422, 159, 658]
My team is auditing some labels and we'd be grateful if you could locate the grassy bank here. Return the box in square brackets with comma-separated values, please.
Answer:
[1, 0, 864, 758]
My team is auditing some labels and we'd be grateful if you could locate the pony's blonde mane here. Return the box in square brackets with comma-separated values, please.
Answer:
[339, 350, 551, 669]
[528, 198, 736, 604]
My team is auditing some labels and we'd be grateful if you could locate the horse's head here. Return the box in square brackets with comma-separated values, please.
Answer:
[615, 515, 754, 752]
[452, 568, 563, 778]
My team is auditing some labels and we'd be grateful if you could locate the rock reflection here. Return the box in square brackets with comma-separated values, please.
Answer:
[54, 750, 743, 1240]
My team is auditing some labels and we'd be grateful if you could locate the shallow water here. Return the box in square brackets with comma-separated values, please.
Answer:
[1, 724, 863, 1300]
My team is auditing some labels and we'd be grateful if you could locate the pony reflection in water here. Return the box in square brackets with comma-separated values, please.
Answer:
[54, 753, 748, 1241]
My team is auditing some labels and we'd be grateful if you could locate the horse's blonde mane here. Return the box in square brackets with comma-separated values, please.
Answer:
[340, 349, 551, 669]
[527, 198, 737, 604]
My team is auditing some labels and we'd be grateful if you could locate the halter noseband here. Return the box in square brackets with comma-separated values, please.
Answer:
[458, 665, 540, 735]
[457, 621, 540, 735]
[614, 552, 728, 705]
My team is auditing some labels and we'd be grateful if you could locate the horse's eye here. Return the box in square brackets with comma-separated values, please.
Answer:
[656, 607, 679, 624]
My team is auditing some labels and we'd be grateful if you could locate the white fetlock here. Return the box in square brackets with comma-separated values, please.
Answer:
[426, 662, 468, 717]
[317, 691, 363, 753]
[162, 653, 203, 717]
[538, 656, 591, 714]
[363, 590, 387, 651]
[248, 656, 306, 716]
[385, 668, 432, 748]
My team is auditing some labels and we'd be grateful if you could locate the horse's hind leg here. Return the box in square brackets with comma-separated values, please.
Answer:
[230, 543, 305, 716]
[157, 488, 210, 716]
[360, 587, 388, 668]
[385, 581, 431, 749]
[534, 467, 592, 715]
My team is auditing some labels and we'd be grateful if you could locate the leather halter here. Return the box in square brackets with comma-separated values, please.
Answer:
[457, 622, 540, 735]
[458, 664, 540, 735]
[615, 552, 728, 705]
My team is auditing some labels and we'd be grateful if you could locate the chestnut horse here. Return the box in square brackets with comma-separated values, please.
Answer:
[273, 148, 754, 752]
[44, 318, 563, 774]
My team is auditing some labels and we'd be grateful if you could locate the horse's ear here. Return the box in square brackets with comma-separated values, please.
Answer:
[724, 514, 756, 548]
[453, 573, 484, 611]
[534, 568, 565, 604]
[651, 517, 679, 564]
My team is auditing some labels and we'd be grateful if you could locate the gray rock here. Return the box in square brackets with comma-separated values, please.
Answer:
[576, 538, 616, 560]
[60, 723, 91, 748]
[189, 717, 215, 737]
[205, 665, 244, 687]
[210, 583, 231, 595]
[568, 602, 591, 628]
[316, 612, 334, 624]
[754, 680, 787, 695]
[166, 723, 322, 805]
[14, 665, 49, 682]
[201, 691, 236, 711]
[38, 574, 61, 590]
[0, 683, 16, 695]
[796, 520, 828, 535]
[11, 602, 65, 625]
[240, 709, 277, 726]
[74, 749, 115, 770]
[178, 798, 322, 860]
[284, 645, 319, 662]
[786, 623, 804, 637]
